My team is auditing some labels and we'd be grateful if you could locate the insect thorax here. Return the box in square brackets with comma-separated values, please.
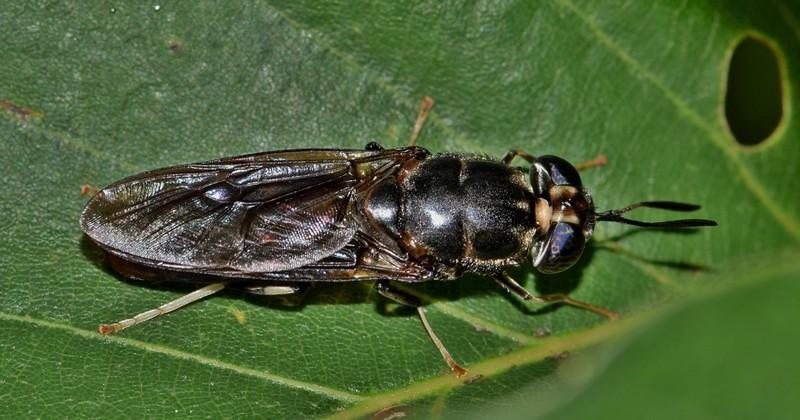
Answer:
[365, 154, 537, 273]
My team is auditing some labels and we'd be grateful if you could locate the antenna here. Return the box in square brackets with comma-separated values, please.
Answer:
[595, 201, 718, 228]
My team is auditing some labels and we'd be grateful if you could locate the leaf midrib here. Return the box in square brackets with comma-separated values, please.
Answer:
[0, 0, 764, 379]
[0, 303, 648, 408]
[7, 245, 795, 417]
[0, 5, 769, 403]
[4, 1, 798, 414]
[330, 248, 800, 418]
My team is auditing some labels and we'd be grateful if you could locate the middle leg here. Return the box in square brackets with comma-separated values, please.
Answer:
[501, 149, 536, 165]
[493, 273, 619, 320]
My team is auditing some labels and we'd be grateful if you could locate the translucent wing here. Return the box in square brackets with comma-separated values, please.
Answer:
[81, 149, 409, 274]
[104, 234, 439, 287]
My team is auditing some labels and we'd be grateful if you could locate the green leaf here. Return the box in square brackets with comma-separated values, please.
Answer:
[1, 1, 798, 418]
[542, 252, 800, 420]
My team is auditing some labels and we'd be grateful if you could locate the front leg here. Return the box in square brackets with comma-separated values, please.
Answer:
[573, 154, 608, 171]
[492, 273, 619, 320]
[501, 149, 536, 165]
[501, 149, 608, 172]
[375, 281, 467, 377]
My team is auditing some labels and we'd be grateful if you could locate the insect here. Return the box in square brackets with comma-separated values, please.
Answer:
[80, 98, 716, 376]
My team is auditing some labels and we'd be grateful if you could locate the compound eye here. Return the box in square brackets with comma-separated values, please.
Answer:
[533, 155, 582, 187]
[535, 222, 586, 274]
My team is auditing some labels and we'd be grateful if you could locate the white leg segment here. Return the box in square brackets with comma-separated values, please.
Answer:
[99, 283, 225, 334]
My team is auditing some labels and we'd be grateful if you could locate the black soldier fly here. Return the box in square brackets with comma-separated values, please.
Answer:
[80, 97, 716, 376]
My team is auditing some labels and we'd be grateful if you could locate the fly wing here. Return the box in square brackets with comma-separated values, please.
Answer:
[102, 234, 440, 288]
[81, 149, 384, 273]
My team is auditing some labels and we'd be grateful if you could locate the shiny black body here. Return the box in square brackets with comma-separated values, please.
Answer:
[81, 138, 717, 368]
[368, 154, 536, 275]
[80, 145, 597, 292]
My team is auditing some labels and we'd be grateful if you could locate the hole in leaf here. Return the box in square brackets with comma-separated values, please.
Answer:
[724, 36, 784, 146]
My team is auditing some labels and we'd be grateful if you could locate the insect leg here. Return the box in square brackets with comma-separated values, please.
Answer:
[573, 154, 608, 171]
[501, 149, 536, 165]
[365, 141, 384, 151]
[493, 273, 619, 320]
[237, 284, 307, 296]
[375, 281, 468, 377]
[98, 283, 225, 334]
[79, 184, 99, 196]
[501, 150, 606, 170]
[408, 96, 434, 147]
[236, 283, 310, 307]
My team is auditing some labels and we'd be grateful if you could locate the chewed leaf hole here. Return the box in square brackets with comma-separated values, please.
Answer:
[724, 36, 784, 146]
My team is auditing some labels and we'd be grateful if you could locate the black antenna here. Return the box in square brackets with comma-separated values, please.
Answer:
[596, 201, 718, 228]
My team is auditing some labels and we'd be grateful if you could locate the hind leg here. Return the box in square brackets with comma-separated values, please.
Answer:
[99, 283, 227, 334]
[375, 281, 467, 377]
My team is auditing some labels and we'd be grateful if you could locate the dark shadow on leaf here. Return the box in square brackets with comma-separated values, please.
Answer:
[240, 282, 376, 311]
[404, 244, 600, 317]
[594, 237, 713, 274]
[80, 235, 367, 312]
[81, 229, 705, 323]
[375, 297, 418, 317]
[521, 243, 597, 316]
[600, 226, 707, 243]
[79, 232, 598, 320]
[80, 234, 108, 271]
[533, 243, 596, 295]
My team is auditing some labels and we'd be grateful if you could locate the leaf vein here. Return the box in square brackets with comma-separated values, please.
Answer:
[258, 0, 489, 154]
[773, 0, 800, 41]
[0, 114, 142, 174]
[402, 286, 539, 345]
[557, 0, 800, 240]
[328, 252, 800, 419]
[0, 312, 363, 403]
[328, 314, 647, 419]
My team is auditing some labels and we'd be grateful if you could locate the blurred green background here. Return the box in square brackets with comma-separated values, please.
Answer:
[1, 1, 798, 418]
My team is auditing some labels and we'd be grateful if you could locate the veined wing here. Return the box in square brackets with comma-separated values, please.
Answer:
[80, 148, 419, 274]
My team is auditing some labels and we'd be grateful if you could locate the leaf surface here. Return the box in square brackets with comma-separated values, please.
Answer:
[1, 1, 798, 418]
